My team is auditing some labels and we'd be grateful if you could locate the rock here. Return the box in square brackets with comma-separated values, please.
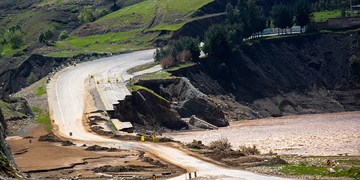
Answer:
[0, 108, 24, 178]
[113, 89, 188, 131]
[38, 132, 63, 142]
[328, 168, 336, 173]
[189, 115, 218, 130]
[176, 97, 229, 127]
[61, 140, 75, 146]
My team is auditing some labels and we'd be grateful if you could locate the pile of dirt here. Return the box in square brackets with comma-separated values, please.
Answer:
[92, 165, 145, 173]
[38, 132, 75, 146]
[113, 89, 188, 132]
[172, 32, 360, 118]
[85, 145, 120, 152]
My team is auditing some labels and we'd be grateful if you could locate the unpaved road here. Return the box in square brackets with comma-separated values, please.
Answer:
[168, 112, 360, 156]
[47, 50, 284, 179]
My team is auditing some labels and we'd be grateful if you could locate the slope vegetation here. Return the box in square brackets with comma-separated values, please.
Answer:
[52, 0, 214, 57]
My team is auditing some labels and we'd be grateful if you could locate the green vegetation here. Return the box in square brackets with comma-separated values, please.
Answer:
[39, 29, 53, 43]
[32, 107, 51, 131]
[52, 30, 158, 57]
[131, 85, 169, 103]
[127, 62, 158, 74]
[281, 163, 360, 179]
[78, 7, 109, 24]
[313, 10, 341, 22]
[154, 37, 200, 68]
[34, 84, 46, 97]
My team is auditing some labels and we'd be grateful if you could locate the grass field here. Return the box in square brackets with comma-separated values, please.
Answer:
[34, 84, 46, 97]
[50, 0, 213, 57]
[313, 10, 342, 22]
[32, 107, 51, 131]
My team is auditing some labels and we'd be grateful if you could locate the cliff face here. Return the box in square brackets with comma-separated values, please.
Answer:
[173, 32, 360, 117]
[113, 89, 188, 133]
[0, 108, 22, 179]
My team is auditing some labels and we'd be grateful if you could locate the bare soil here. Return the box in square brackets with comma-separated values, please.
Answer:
[7, 125, 183, 179]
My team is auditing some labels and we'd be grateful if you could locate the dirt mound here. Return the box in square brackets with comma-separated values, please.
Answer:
[92, 165, 145, 173]
[38, 132, 75, 146]
[38, 132, 63, 142]
[85, 145, 120, 152]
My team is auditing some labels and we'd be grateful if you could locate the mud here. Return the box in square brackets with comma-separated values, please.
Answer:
[168, 111, 360, 156]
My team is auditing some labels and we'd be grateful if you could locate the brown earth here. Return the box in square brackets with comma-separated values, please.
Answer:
[7, 125, 183, 179]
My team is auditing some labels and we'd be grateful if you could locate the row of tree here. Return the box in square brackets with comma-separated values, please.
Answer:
[272, 0, 311, 34]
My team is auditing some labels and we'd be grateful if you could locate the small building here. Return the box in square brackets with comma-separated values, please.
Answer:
[111, 119, 134, 133]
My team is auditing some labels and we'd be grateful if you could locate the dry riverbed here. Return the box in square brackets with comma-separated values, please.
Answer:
[167, 111, 360, 156]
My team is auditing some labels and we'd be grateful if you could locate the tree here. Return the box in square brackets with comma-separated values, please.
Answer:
[0, 27, 6, 44]
[39, 29, 53, 43]
[272, 4, 293, 34]
[203, 25, 230, 57]
[78, 8, 96, 24]
[247, 0, 266, 37]
[294, 0, 311, 33]
[9, 33, 23, 49]
[58, 30, 69, 41]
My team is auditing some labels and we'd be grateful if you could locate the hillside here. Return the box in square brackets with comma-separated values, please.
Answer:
[171, 31, 360, 118]
[0, 0, 219, 58]
[50, 0, 216, 57]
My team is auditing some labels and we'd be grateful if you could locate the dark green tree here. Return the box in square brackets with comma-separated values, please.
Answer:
[0, 28, 6, 44]
[272, 4, 293, 34]
[294, 0, 311, 33]
[203, 25, 230, 57]
[39, 29, 53, 43]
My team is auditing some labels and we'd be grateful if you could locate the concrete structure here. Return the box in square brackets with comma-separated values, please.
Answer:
[111, 119, 134, 133]
[189, 115, 218, 130]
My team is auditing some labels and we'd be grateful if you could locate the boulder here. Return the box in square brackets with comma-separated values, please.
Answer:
[176, 97, 229, 127]
[189, 115, 218, 130]
[113, 89, 188, 131]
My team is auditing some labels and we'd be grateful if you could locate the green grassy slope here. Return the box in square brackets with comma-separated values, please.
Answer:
[50, 0, 214, 57]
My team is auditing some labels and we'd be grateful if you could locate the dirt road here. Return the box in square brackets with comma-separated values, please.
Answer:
[167, 112, 360, 156]
[47, 50, 285, 179]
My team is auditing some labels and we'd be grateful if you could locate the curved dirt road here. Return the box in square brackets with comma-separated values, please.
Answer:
[47, 50, 286, 179]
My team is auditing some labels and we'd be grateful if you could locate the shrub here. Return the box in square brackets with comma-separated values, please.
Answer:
[186, 140, 206, 149]
[78, 8, 96, 24]
[154, 36, 200, 66]
[26, 72, 38, 85]
[94, 8, 109, 19]
[349, 55, 360, 65]
[209, 138, 232, 151]
[239, 145, 260, 155]
[39, 29, 53, 43]
[58, 30, 69, 41]
[160, 56, 175, 69]
[177, 50, 192, 62]
[8, 33, 23, 49]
